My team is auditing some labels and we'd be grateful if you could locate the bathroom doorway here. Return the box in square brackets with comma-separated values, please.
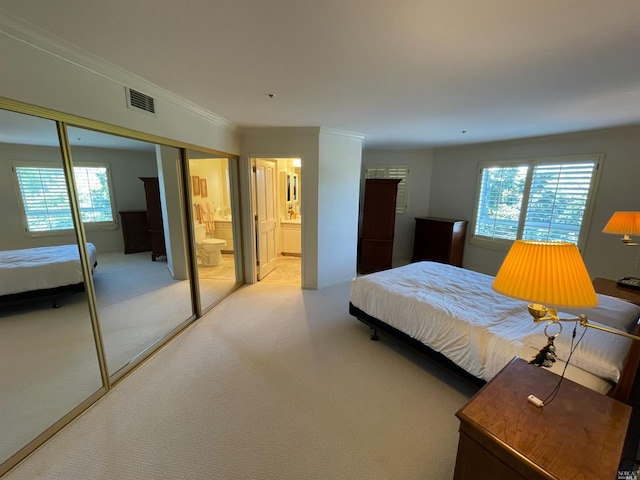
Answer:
[251, 157, 302, 286]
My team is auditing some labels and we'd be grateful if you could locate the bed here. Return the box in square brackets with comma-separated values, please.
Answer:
[349, 261, 640, 402]
[0, 243, 98, 306]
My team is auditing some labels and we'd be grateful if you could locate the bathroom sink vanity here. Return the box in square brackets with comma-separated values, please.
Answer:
[214, 219, 234, 252]
[281, 219, 301, 255]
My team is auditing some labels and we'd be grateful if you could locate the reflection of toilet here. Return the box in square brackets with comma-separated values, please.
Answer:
[194, 223, 227, 266]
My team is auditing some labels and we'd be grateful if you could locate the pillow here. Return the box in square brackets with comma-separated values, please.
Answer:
[561, 293, 640, 334]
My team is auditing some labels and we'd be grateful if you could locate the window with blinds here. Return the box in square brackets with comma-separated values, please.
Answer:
[14, 163, 115, 233]
[472, 156, 600, 249]
[364, 165, 409, 213]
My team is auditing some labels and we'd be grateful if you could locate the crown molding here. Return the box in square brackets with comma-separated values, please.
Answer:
[0, 11, 235, 129]
[319, 127, 365, 142]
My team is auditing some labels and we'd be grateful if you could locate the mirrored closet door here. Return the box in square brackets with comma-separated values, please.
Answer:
[0, 110, 103, 465]
[188, 150, 242, 311]
[67, 127, 195, 377]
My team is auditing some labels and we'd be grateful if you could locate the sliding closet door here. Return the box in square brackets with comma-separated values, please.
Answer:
[188, 150, 242, 311]
[67, 127, 195, 379]
[0, 110, 103, 466]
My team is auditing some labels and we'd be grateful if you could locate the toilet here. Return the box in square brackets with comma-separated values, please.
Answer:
[194, 223, 227, 266]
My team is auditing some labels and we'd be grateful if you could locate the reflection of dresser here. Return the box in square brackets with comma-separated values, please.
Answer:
[119, 211, 151, 254]
[139, 177, 166, 261]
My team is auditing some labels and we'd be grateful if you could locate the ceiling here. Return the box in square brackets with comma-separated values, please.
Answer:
[2, 0, 640, 150]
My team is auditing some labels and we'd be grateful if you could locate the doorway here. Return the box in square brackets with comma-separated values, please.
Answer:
[252, 157, 302, 286]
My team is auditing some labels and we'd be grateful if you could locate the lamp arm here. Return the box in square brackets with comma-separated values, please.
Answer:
[532, 314, 640, 342]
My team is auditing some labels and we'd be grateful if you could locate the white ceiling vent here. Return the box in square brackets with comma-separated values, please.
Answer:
[125, 87, 156, 115]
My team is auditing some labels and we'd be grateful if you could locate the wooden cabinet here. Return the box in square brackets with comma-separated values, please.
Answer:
[119, 210, 151, 254]
[139, 177, 166, 261]
[412, 217, 467, 267]
[454, 358, 630, 480]
[358, 179, 401, 274]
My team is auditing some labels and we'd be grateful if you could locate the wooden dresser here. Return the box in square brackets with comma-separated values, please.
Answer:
[412, 217, 467, 266]
[119, 210, 151, 254]
[454, 358, 631, 480]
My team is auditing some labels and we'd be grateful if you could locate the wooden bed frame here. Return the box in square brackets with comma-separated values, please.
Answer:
[349, 281, 640, 405]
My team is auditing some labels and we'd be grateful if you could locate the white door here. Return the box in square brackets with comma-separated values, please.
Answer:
[255, 159, 278, 280]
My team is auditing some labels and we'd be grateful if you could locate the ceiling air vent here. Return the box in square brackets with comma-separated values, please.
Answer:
[125, 87, 156, 115]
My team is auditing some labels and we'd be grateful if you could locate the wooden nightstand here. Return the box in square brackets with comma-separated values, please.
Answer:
[454, 358, 631, 480]
[594, 277, 640, 306]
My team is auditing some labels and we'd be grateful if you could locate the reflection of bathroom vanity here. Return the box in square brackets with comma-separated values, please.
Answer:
[214, 219, 234, 252]
[281, 218, 301, 255]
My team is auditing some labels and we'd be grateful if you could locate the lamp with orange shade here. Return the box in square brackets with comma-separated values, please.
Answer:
[492, 240, 640, 407]
[493, 240, 640, 341]
[603, 211, 640, 246]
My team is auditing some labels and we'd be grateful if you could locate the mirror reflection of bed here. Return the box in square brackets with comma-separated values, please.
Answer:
[0, 110, 242, 468]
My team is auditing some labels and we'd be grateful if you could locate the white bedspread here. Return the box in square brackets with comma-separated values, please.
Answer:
[350, 261, 638, 394]
[0, 243, 98, 296]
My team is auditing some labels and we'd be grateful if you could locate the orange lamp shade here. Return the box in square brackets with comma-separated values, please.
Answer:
[602, 211, 640, 235]
[492, 240, 597, 308]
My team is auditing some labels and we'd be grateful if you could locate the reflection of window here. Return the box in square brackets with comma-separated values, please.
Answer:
[364, 165, 409, 214]
[472, 155, 601, 249]
[14, 162, 116, 233]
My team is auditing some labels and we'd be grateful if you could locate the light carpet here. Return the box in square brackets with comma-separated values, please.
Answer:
[4, 282, 478, 480]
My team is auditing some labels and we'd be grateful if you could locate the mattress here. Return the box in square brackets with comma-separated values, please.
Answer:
[0, 243, 98, 297]
[350, 261, 640, 395]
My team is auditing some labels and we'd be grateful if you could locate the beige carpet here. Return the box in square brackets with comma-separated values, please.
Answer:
[4, 282, 477, 480]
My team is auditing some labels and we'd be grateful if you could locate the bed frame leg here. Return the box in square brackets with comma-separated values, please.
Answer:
[52, 298, 61, 308]
[370, 328, 379, 341]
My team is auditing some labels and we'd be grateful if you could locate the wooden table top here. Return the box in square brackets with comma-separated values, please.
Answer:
[456, 357, 631, 480]
[593, 277, 640, 306]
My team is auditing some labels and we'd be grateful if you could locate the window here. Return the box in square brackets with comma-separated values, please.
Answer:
[472, 155, 601, 249]
[364, 165, 409, 214]
[14, 162, 116, 233]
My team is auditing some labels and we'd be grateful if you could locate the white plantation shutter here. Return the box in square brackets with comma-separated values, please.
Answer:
[364, 165, 409, 213]
[472, 156, 600, 249]
[73, 167, 114, 223]
[14, 163, 115, 233]
[15, 166, 73, 232]
[475, 165, 528, 240]
[522, 162, 597, 243]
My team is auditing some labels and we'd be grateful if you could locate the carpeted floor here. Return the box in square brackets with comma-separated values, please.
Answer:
[4, 281, 478, 480]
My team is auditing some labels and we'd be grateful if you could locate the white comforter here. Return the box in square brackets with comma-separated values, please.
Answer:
[0, 243, 98, 296]
[350, 262, 639, 394]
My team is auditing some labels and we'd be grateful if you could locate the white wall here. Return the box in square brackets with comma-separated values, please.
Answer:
[0, 26, 239, 155]
[157, 145, 189, 280]
[361, 150, 433, 264]
[318, 129, 363, 288]
[430, 125, 640, 280]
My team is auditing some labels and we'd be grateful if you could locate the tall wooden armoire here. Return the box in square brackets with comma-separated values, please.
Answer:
[139, 177, 166, 261]
[358, 178, 401, 274]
